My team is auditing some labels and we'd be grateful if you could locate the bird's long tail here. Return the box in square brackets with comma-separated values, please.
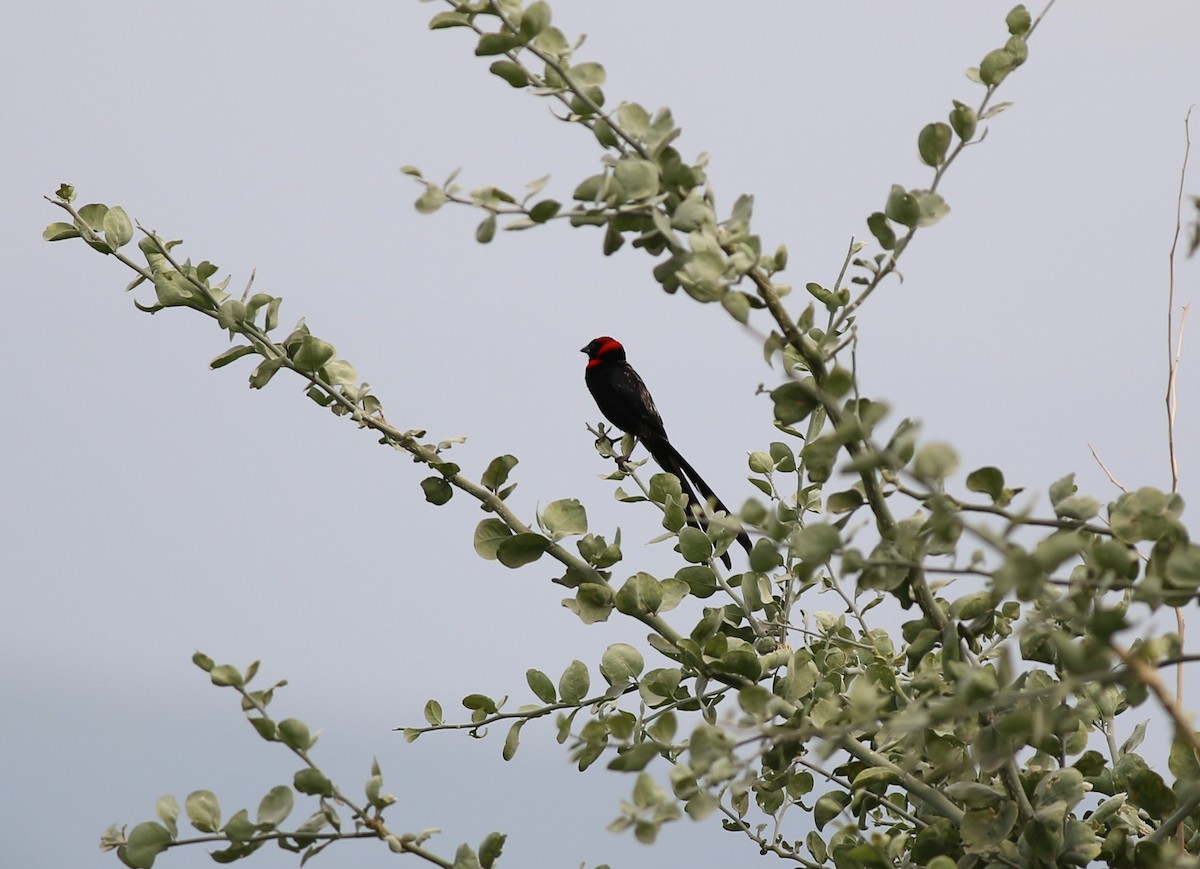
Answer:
[644, 436, 753, 567]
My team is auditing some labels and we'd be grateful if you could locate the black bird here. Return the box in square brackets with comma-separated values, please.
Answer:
[582, 336, 752, 568]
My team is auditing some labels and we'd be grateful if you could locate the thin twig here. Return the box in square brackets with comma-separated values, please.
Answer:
[1087, 443, 1128, 493]
[1165, 114, 1192, 854]
[1110, 638, 1197, 851]
[1166, 106, 1192, 494]
[1110, 642, 1200, 759]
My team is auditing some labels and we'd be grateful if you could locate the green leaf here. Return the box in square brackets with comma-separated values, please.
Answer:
[293, 768, 333, 798]
[805, 832, 828, 864]
[419, 477, 452, 505]
[566, 583, 614, 624]
[678, 790, 717, 821]
[248, 357, 285, 389]
[450, 844, 481, 869]
[526, 669, 556, 704]
[572, 173, 605, 201]
[1055, 493, 1100, 521]
[103, 206, 134, 250]
[616, 102, 651, 139]
[806, 281, 838, 308]
[950, 102, 978, 141]
[748, 451, 773, 474]
[518, 1, 551, 39]
[914, 442, 959, 480]
[185, 790, 222, 833]
[951, 590, 996, 620]
[866, 212, 896, 250]
[1006, 4, 1032, 36]
[209, 664, 243, 687]
[428, 10, 470, 29]
[462, 693, 501, 723]
[676, 565, 717, 598]
[778, 652, 819, 703]
[577, 532, 622, 569]
[676, 526, 713, 564]
[558, 660, 590, 704]
[43, 221, 81, 241]
[1048, 473, 1077, 506]
[502, 720, 524, 761]
[473, 519, 512, 560]
[476, 213, 497, 243]
[615, 572, 663, 615]
[716, 647, 762, 680]
[592, 118, 619, 148]
[481, 454, 517, 491]
[721, 290, 750, 324]
[912, 189, 950, 227]
[1109, 487, 1184, 543]
[1033, 529, 1087, 571]
[415, 186, 448, 214]
[884, 185, 921, 228]
[277, 719, 311, 751]
[155, 795, 179, 838]
[801, 436, 840, 483]
[1128, 767, 1176, 819]
[496, 533, 550, 568]
[263, 297, 282, 332]
[257, 786, 294, 827]
[1033, 768, 1086, 810]
[122, 822, 172, 869]
[221, 809, 257, 843]
[641, 669, 683, 708]
[792, 524, 841, 563]
[532, 25, 568, 56]
[529, 199, 560, 223]
[290, 335, 336, 373]
[602, 222, 624, 256]
[1164, 542, 1200, 591]
[209, 344, 257, 370]
[672, 192, 713, 232]
[960, 800, 1019, 849]
[814, 791, 850, 829]
[152, 271, 198, 307]
[475, 32, 521, 56]
[488, 60, 528, 88]
[1169, 733, 1200, 780]
[613, 158, 659, 200]
[728, 193, 754, 233]
[600, 643, 644, 685]
[966, 466, 1005, 500]
[979, 48, 1015, 85]
[608, 743, 660, 773]
[827, 489, 864, 514]
[542, 498, 587, 537]
[77, 202, 109, 232]
[770, 378, 820, 425]
[917, 122, 952, 167]
[322, 359, 357, 388]
[569, 61, 606, 86]
[417, 700, 442, 729]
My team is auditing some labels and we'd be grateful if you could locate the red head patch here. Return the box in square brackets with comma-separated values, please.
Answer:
[582, 336, 626, 367]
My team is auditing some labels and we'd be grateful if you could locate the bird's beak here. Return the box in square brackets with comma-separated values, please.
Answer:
[580, 345, 589, 354]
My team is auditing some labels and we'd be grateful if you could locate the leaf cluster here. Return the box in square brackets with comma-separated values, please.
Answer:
[101, 654, 509, 869]
[44, 1, 1200, 868]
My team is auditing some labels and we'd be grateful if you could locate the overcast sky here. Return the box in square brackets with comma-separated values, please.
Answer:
[4, 3, 1200, 868]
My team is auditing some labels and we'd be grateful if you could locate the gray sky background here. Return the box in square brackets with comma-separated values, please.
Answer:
[4, 3, 1200, 868]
